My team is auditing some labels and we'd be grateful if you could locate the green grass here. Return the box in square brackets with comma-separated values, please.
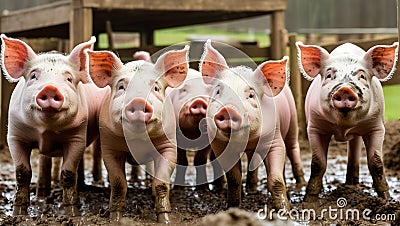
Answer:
[98, 26, 271, 49]
[154, 26, 270, 47]
[383, 84, 400, 121]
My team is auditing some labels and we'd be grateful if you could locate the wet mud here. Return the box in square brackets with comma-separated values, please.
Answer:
[0, 120, 399, 225]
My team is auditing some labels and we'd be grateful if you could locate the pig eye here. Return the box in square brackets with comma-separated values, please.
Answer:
[360, 74, 366, 80]
[30, 71, 38, 80]
[67, 77, 73, 83]
[248, 90, 256, 99]
[116, 80, 126, 91]
[154, 84, 160, 92]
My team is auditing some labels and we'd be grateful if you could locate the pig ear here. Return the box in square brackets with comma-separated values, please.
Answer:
[68, 36, 96, 83]
[296, 41, 330, 81]
[254, 56, 289, 97]
[133, 51, 152, 62]
[199, 39, 229, 84]
[155, 45, 189, 88]
[364, 42, 398, 82]
[86, 50, 123, 88]
[1, 34, 37, 82]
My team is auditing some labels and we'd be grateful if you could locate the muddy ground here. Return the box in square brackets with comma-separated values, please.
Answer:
[0, 120, 399, 225]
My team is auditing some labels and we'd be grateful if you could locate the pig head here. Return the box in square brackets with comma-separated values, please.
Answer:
[296, 41, 398, 201]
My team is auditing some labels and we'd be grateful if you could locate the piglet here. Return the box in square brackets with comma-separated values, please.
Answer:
[201, 40, 303, 212]
[87, 46, 188, 223]
[166, 69, 224, 188]
[0, 35, 108, 216]
[296, 41, 398, 201]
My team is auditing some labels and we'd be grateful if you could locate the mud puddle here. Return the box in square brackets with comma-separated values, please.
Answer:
[0, 120, 399, 225]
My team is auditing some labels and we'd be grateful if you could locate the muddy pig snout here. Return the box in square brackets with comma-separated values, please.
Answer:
[189, 98, 208, 116]
[332, 86, 358, 110]
[125, 98, 153, 123]
[214, 107, 242, 131]
[36, 85, 65, 110]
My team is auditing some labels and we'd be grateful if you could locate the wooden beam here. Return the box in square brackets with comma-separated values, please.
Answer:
[82, 0, 287, 12]
[0, 1, 70, 34]
[270, 10, 285, 59]
[105, 20, 115, 51]
[0, 76, 16, 148]
[70, 0, 93, 50]
[140, 30, 154, 48]
[288, 34, 306, 139]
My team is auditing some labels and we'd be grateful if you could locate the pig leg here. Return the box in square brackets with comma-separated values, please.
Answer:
[210, 150, 225, 188]
[103, 149, 127, 221]
[265, 139, 290, 212]
[60, 142, 86, 216]
[346, 136, 362, 185]
[363, 131, 390, 199]
[9, 141, 32, 215]
[284, 128, 306, 185]
[245, 151, 258, 193]
[225, 161, 242, 207]
[304, 131, 331, 202]
[37, 155, 52, 197]
[152, 150, 176, 223]
[129, 165, 142, 183]
[194, 147, 210, 188]
[51, 157, 62, 183]
[174, 148, 188, 187]
[91, 139, 103, 184]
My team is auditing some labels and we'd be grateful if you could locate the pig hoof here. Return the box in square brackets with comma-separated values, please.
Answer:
[110, 211, 122, 221]
[13, 205, 28, 215]
[157, 212, 170, 223]
[65, 205, 80, 216]
[295, 176, 307, 186]
[245, 184, 258, 194]
[303, 194, 319, 202]
[36, 188, 51, 198]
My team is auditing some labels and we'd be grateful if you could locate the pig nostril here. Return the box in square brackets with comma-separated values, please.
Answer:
[232, 117, 238, 122]
[334, 96, 341, 101]
[54, 96, 60, 101]
[217, 115, 225, 121]
[348, 96, 355, 101]
[40, 95, 47, 101]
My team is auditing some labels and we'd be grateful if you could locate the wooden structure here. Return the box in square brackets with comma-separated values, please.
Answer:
[0, 0, 287, 147]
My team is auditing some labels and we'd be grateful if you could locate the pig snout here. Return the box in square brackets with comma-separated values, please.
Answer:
[189, 98, 208, 116]
[36, 85, 65, 110]
[214, 107, 242, 132]
[125, 98, 153, 123]
[332, 86, 358, 112]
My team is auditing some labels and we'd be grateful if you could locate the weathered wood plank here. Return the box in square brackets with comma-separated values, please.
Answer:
[288, 34, 306, 138]
[0, 1, 70, 34]
[82, 0, 287, 12]
[70, 0, 93, 49]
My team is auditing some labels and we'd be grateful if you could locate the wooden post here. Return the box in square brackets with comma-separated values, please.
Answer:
[70, 0, 93, 50]
[288, 34, 306, 139]
[0, 76, 16, 149]
[270, 10, 285, 59]
[398, 0, 400, 71]
[140, 30, 154, 49]
[105, 20, 115, 51]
